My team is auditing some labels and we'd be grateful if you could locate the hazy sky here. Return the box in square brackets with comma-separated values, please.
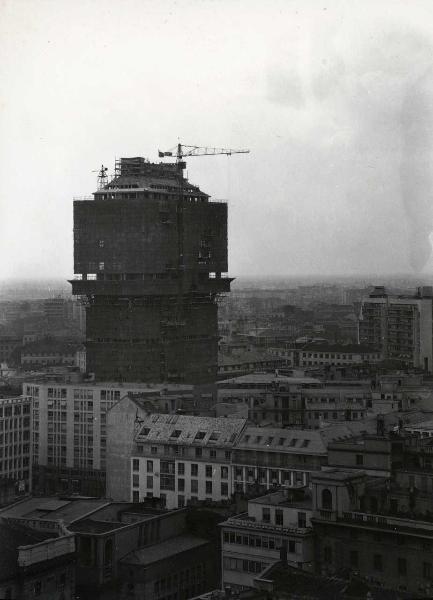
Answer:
[2, 0, 433, 280]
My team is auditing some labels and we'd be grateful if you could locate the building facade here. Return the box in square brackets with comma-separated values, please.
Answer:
[359, 286, 433, 371]
[70, 156, 231, 383]
[128, 415, 247, 509]
[221, 488, 314, 591]
[0, 395, 32, 495]
[26, 381, 196, 496]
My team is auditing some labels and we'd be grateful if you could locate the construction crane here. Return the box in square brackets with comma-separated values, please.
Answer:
[158, 143, 250, 170]
[157, 142, 250, 270]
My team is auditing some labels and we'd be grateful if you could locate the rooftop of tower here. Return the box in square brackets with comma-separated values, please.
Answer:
[99, 156, 208, 198]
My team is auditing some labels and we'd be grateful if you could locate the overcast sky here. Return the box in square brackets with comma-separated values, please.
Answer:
[2, 0, 433, 280]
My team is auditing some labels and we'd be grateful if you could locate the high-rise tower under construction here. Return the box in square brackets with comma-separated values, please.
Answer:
[70, 155, 232, 383]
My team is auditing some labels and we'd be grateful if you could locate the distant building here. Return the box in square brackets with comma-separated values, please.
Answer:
[43, 297, 68, 325]
[286, 342, 382, 369]
[218, 373, 321, 427]
[359, 286, 433, 371]
[21, 339, 83, 369]
[0, 335, 21, 363]
[217, 352, 285, 379]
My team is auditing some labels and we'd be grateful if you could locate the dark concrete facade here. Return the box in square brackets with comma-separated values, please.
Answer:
[71, 157, 231, 383]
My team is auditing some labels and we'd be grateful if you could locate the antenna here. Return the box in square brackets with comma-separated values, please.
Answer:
[92, 165, 109, 190]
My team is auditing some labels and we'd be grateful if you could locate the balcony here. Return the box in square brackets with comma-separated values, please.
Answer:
[338, 511, 433, 535]
[69, 276, 232, 297]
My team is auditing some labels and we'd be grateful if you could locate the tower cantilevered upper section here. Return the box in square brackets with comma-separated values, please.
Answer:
[70, 156, 232, 383]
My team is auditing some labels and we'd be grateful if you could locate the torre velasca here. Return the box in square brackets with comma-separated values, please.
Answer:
[70, 156, 231, 383]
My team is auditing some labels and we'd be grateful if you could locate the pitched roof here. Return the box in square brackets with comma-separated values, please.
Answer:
[135, 413, 247, 446]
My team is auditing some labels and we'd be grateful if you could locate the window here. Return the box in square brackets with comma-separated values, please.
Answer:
[151, 446, 157, 455]
[195, 447, 203, 458]
[206, 481, 212, 495]
[374, 554, 383, 571]
[178, 478, 185, 491]
[205, 465, 213, 478]
[221, 466, 228, 479]
[195, 431, 206, 440]
[132, 459, 139, 471]
[147, 476, 153, 489]
[275, 509, 283, 526]
[356, 454, 364, 466]
[298, 512, 307, 528]
[191, 464, 198, 477]
[225, 451, 231, 460]
[132, 490, 139, 503]
[398, 557, 407, 576]
[170, 429, 181, 438]
[147, 460, 153, 472]
[132, 474, 139, 487]
[191, 479, 198, 493]
[262, 508, 270, 523]
[178, 462, 185, 475]
[221, 482, 228, 496]
[288, 540, 296, 553]
[210, 449, 217, 458]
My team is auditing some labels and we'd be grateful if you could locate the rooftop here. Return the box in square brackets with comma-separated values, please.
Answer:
[69, 518, 125, 534]
[0, 497, 110, 525]
[218, 373, 321, 386]
[135, 413, 247, 446]
[0, 521, 55, 581]
[296, 343, 381, 354]
[237, 427, 327, 454]
[121, 534, 209, 566]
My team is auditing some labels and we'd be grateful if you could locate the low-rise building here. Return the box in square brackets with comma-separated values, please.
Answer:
[218, 373, 321, 427]
[220, 488, 314, 592]
[0, 518, 75, 600]
[231, 427, 329, 493]
[124, 414, 247, 509]
[288, 343, 382, 369]
[312, 469, 433, 596]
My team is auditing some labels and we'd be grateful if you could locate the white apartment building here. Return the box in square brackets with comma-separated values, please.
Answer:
[130, 414, 247, 509]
